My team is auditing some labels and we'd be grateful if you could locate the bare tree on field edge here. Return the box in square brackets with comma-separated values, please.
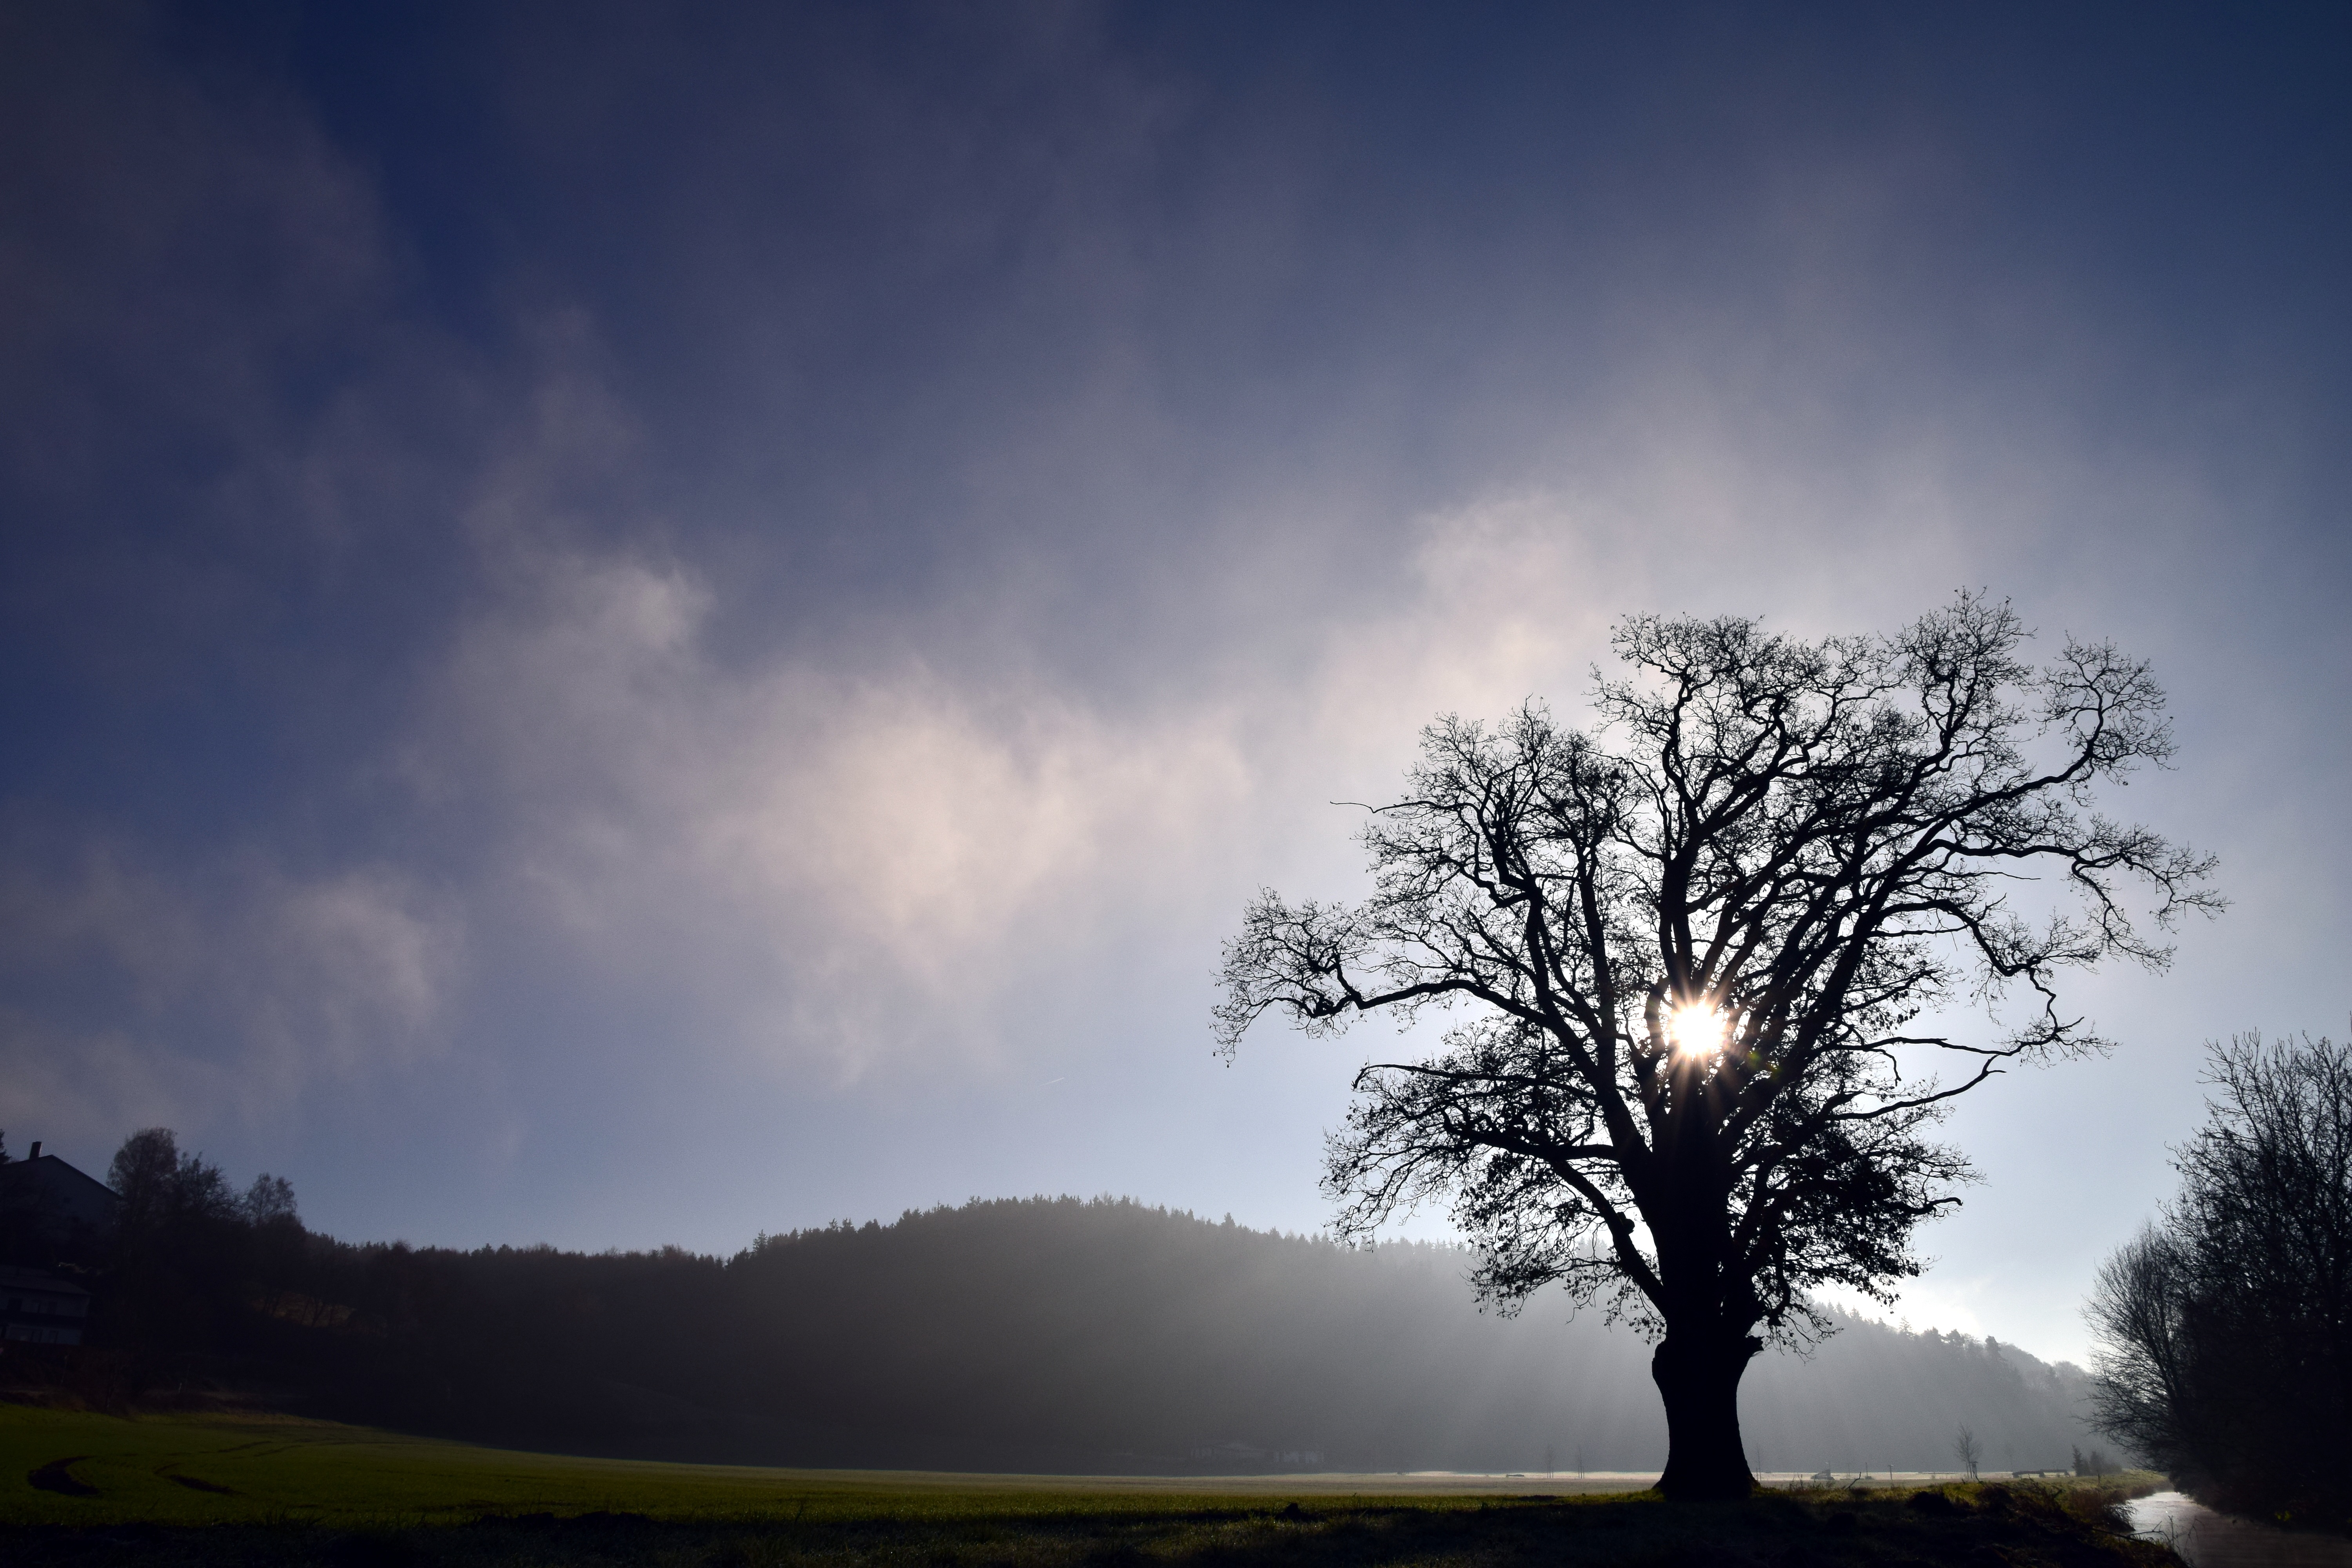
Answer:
[1216, 593, 2220, 1500]
[2088, 1031, 2352, 1524]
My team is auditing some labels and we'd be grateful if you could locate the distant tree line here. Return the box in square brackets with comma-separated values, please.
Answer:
[2090, 1032, 2352, 1528]
[4, 1135, 2107, 1475]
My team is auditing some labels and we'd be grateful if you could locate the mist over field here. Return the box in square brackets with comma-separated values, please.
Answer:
[256, 1198, 2103, 1476]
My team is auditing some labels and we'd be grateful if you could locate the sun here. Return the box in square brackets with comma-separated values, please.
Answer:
[1666, 1002, 1728, 1059]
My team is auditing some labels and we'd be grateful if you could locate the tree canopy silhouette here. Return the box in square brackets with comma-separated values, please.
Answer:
[1218, 594, 2217, 1499]
[2089, 1031, 2352, 1525]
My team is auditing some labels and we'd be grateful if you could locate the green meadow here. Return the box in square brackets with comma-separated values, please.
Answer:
[6, 1404, 987, 1527]
[3, 1405, 2174, 1565]
[0, 1404, 1629, 1527]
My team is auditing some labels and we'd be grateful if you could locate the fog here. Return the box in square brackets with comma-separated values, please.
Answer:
[269, 1197, 2107, 1475]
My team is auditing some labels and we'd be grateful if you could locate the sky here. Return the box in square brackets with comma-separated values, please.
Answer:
[2, 0, 2348, 1369]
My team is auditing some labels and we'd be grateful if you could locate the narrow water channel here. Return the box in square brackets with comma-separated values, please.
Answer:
[2121, 1492, 2352, 1567]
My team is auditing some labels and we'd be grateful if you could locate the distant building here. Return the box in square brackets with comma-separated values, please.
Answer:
[0, 1264, 92, 1345]
[0, 1144, 121, 1261]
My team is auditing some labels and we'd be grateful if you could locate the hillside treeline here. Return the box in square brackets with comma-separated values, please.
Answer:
[11, 1135, 2106, 1474]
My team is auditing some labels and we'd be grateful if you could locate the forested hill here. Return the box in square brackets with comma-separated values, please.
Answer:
[181, 1195, 2105, 1475]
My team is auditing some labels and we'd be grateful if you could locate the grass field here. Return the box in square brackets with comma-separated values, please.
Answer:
[0, 1405, 1657, 1527]
[3, 1404, 2178, 1565]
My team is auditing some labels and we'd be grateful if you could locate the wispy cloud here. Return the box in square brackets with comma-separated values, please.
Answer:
[2, 1, 2345, 1363]
[0, 835, 461, 1138]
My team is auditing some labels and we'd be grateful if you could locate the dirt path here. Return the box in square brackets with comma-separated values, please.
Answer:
[2123, 1492, 2352, 1567]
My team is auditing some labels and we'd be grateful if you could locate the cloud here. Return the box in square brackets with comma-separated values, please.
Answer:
[425, 529, 1258, 1080]
[0, 835, 462, 1139]
[390, 338, 2076, 1090]
[3, 0, 2343, 1361]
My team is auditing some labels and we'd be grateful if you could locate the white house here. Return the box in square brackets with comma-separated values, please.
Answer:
[0, 1263, 92, 1346]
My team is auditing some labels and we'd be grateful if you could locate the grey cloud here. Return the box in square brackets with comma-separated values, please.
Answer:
[0, 834, 462, 1139]
[1, 2, 2345, 1368]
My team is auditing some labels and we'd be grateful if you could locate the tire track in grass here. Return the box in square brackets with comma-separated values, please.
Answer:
[28, 1455, 98, 1495]
[155, 1461, 237, 1494]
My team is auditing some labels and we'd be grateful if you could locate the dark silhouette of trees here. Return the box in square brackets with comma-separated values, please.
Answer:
[1218, 595, 2216, 1499]
[87, 1189, 2101, 1473]
[87, 1127, 301, 1368]
[241, 1173, 298, 1226]
[2089, 1031, 2352, 1526]
[109, 1128, 237, 1234]
[26, 1129, 2112, 1473]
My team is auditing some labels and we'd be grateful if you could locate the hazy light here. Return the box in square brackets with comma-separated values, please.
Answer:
[1667, 1002, 1728, 1059]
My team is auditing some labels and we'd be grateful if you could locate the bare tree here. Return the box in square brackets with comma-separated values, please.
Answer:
[2084, 1229, 2194, 1473]
[1953, 1424, 1981, 1481]
[2090, 1031, 2352, 1520]
[1218, 595, 2216, 1499]
[241, 1173, 299, 1226]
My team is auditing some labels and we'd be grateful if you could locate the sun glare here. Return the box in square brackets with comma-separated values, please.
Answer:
[1667, 1002, 1728, 1059]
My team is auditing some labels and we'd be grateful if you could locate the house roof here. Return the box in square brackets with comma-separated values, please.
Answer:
[0, 1154, 122, 1230]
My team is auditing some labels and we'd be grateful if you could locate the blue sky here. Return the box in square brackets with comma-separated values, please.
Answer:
[4, 0, 2348, 1366]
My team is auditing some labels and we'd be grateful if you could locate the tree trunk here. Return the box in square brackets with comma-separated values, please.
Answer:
[1651, 1327, 1760, 1500]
